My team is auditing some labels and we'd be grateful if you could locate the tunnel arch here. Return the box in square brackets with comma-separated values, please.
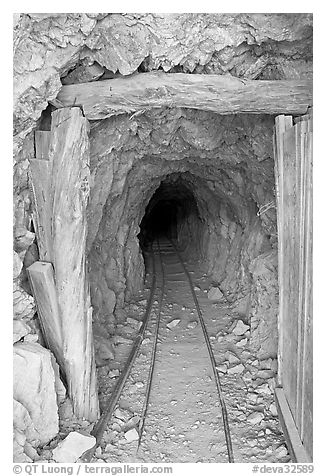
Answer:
[87, 110, 275, 334]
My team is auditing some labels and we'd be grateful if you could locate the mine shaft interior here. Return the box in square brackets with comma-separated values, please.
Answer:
[13, 13, 313, 466]
[139, 177, 200, 248]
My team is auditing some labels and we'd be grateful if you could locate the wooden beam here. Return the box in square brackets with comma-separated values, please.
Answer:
[29, 159, 53, 262]
[56, 72, 312, 119]
[49, 107, 99, 422]
[27, 261, 63, 369]
[273, 115, 293, 387]
[35, 131, 51, 160]
[274, 387, 311, 462]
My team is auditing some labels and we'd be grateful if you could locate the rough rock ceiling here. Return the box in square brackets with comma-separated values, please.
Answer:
[13, 13, 312, 154]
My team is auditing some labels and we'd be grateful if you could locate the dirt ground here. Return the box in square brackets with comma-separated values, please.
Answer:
[91, 247, 290, 464]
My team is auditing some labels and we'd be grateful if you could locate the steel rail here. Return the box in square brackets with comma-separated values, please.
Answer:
[80, 245, 158, 462]
[137, 239, 165, 451]
[169, 239, 235, 463]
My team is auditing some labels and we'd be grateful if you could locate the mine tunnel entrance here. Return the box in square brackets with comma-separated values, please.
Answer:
[138, 176, 201, 251]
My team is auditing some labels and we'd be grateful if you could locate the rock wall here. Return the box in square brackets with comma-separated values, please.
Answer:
[86, 110, 276, 334]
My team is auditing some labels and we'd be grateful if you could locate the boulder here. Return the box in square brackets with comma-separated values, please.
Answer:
[52, 431, 96, 463]
[249, 251, 278, 359]
[247, 412, 264, 425]
[13, 320, 31, 343]
[232, 320, 250, 336]
[13, 342, 59, 445]
[13, 281, 35, 320]
[13, 399, 39, 462]
[207, 286, 223, 301]
[124, 428, 139, 442]
[94, 335, 115, 364]
[93, 322, 115, 364]
[167, 319, 181, 329]
[228, 363, 245, 375]
[13, 250, 23, 279]
[106, 288, 116, 314]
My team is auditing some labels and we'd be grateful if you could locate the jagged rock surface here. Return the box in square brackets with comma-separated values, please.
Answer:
[13, 13, 312, 155]
[249, 250, 279, 358]
[13, 342, 59, 445]
[87, 110, 275, 333]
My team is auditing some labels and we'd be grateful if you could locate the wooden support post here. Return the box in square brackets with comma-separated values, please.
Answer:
[273, 115, 293, 387]
[49, 107, 99, 421]
[29, 109, 99, 422]
[27, 261, 63, 369]
[29, 131, 53, 262]
[273, 113, 313, 461]
[274, 387, 311, 463]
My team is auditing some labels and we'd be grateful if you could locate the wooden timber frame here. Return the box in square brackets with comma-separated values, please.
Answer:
[273, 111, 313, 462]
[56, 72, 312, 120]
[28, 107, 99, 421]
[26, 73, 312, 437]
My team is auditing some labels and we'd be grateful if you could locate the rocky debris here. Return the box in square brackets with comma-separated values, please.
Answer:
[13, 320, 31, 343]
[126, 317, 142, 330]
[13, 281, 36, 321]
[94, 336, 115, 365]
[13, 342, 59, 445]
[14, 228, 35, 255]
[124, 428, 139, 442]
[247, 412, 264, 425]
[227, 352, 240, 364]
[114, 407, 133, 422]
[236, 337, 248, 347]
[62, 61, 105, 85]
[52, 431, 96, 463]
[13, 399, 39, 463]
[113, 335, 133, 345]
[232, 320, 250, 336]
[249, 251, 278, 359]
[59, 399, 74, 421]
[275, 445, 288, 458]
[255, 383, 272, 395]
[93, 323, 115, 365]
[13, 250, 23, 279]
[109, 369, 120, 378]
[187, 321, 198, 329]
[167, 319, 181, 329]
[259, 358, 278, 372]
[255, 369, 275, 379]
[216, 364, 228, 374]
[269, 403, 278, 417]
[207, 286, 223, 301]
[228, 364, 245, 375]
[123, 416, 140, 432]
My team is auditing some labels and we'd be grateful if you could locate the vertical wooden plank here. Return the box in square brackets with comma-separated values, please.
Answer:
[35, 131, 51, 160]
[29, 159, 53, 262]
[274, 113, 313, 461]
[273, 115, 293, 386]
[27, 261, 63, 369]
[301, 130, 313, 459]
[49, 107, 99, 421]
[282, 124, 299, 419]
[295, 120, 308, 432]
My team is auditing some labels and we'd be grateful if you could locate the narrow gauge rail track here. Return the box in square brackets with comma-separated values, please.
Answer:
[81, 238, 234, 463]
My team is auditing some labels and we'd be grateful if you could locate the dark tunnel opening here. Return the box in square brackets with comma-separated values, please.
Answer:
[138, 176, 201, 252]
